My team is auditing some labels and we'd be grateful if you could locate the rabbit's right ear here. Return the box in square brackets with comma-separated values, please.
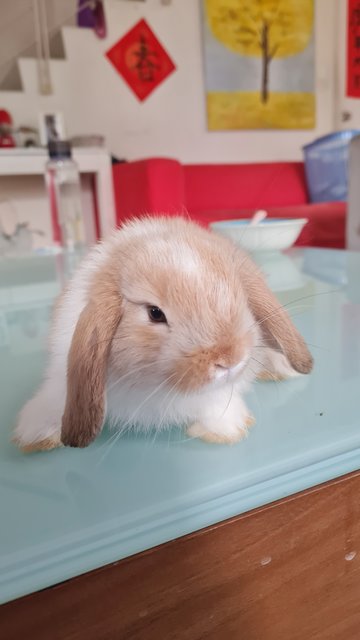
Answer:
[61, 285, 122, 448]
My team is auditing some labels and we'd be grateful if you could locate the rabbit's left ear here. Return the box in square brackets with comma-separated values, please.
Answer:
[242, 257, 313, 374]
[61, 283, 122, 448]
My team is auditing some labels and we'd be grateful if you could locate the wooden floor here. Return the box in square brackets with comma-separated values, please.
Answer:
[2, 471, 360, 640]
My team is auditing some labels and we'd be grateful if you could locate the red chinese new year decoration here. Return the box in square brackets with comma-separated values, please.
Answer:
[347, 0, 360, 97]
[105, 19, 176, 101]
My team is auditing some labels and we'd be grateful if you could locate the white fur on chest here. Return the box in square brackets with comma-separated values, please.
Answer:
[105, 367, 255, 433]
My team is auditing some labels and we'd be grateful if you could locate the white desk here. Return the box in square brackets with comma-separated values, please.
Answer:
[0, 147, 116, 238]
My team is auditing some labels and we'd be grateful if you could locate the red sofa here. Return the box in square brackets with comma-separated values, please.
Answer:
[112, 158, 346, 248]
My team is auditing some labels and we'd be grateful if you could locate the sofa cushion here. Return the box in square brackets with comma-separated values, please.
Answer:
[184, 162, 309, 213]
[113, 158, 185, 220]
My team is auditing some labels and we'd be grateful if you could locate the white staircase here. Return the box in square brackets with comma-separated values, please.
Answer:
[0, 0, 76, 92]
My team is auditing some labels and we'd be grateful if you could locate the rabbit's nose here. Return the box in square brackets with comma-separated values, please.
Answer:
[214, 358, 248, 381]
[214, 364, 230, 382]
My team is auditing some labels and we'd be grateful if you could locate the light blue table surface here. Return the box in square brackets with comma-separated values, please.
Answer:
[0, 248, 359, 604]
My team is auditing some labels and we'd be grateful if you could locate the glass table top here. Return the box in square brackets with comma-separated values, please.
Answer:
[0, 248, 359, 603]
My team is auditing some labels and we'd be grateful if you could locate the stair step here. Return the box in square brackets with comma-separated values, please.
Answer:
[0, 62, 23, 92]
[0, 0, 75, 93]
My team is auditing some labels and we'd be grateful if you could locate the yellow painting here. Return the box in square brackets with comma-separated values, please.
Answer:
[202, 0, 315, 130]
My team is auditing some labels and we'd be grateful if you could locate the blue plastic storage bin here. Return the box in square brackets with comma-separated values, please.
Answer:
[303, 130, 360, 203]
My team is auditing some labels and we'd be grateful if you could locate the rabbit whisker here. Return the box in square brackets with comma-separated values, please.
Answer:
[218, 382, 234, 421]
[250, 355, 279, 381]
[156, 366, 192, 431]
[97, 372, 179, 464]
[107, 360, 173, 393]
[250, 358, 281, 405]
[249, 289, 340, 332]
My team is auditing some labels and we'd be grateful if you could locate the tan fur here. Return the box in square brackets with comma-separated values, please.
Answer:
[61, 260, 122, 447]
[55, 216, 312, 448]
[238, 254, 313, 375]
[16, 436, 62, 453]
[108, 217, 258, 397]
[174, 337, 252, 393]
[256, 370, 288, 382]
[188, 415, 255, 444]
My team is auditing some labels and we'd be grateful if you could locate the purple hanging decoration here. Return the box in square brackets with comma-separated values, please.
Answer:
[77, 0, 106, 39]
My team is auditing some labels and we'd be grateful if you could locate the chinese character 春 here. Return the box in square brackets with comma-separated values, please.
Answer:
[132, 34, 160, 82]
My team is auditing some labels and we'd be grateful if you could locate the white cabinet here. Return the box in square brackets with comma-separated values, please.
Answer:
[0, 147, 116, 244]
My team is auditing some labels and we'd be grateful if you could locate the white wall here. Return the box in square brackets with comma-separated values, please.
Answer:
[0, 0, 338, 164]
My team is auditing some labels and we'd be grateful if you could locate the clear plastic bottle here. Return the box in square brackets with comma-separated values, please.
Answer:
[45, 140, 85, 252]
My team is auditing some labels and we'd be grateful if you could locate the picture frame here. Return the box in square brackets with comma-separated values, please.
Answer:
[201, 0, 315, 130]
[38, 112, 66, 146]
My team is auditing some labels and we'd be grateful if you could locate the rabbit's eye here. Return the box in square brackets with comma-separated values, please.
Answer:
[148, 306, 167, 324]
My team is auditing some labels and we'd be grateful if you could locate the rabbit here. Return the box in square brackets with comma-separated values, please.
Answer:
[14, 216, 313, 452]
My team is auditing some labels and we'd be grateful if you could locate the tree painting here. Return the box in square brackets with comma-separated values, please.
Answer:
[202, 0, 315, 130]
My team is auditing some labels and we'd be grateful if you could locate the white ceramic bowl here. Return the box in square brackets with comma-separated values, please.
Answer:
[210, 218, 308, 252]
